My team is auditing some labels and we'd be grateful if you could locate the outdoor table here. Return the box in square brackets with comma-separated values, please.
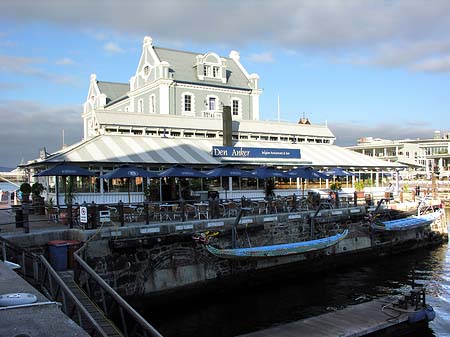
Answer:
[124, 205, 138, 222]
[194, 202, 209, 219]
[160, 203, 176, 221]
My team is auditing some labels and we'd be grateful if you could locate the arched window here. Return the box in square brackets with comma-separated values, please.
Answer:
[138, 99, 144, 113]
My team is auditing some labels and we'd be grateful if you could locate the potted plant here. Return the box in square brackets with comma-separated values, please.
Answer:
[354, 180, 365, 198]
[19, 182, 32, 204]
[31, 182, 45, 215]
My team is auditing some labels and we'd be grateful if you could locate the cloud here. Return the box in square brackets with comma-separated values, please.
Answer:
[0, 55, 79, 84]
[2, 1, 450, 73]
[56, 57, 75, 65]
[0, 100, 82, 167]
[103, 42, 125, 54]
[246, 51, 274, 63]
[330, 121, 435, 147]
[0, 82, 22, 90]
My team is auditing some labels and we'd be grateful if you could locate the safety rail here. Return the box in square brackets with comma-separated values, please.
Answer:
[0, 236, 109, 336]
[74, 244, 163, 337]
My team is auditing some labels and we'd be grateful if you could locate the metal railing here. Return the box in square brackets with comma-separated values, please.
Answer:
[0, 236, 108, 336]
[74, 244, 163, 337]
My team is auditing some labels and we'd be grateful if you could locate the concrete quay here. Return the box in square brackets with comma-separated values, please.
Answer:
[238, 296, 431, 337]
[0, 261, 89, 337]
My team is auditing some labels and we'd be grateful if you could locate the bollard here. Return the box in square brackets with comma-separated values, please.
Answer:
[144, 200, 149, 225]
[22, 203, 30, 233]
[118, 201, 124, 227]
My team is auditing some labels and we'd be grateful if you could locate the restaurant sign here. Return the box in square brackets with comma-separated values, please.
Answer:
[212, 146, 301, 159]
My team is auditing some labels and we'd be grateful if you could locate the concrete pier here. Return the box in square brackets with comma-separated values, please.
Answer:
[238, 297, 430, 337]
[0, 261, 89, 337]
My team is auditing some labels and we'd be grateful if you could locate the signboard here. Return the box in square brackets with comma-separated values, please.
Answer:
[80, 206, 88, 224]
[212, 146, 301, 159]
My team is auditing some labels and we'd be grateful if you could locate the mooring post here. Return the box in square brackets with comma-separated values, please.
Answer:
[118, 200, 124, 227]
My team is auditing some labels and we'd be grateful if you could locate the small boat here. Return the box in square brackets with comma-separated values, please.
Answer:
[371, 210, 442, 231]
[205, 229, 349, 259]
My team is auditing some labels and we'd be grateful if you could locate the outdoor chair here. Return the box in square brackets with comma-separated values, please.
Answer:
[228, 202, 238, 217]
[171, 204, 182, 221]
[257, 200, 268, 215]
[184, 204, 197, 219]
[196, 204, 209, 219]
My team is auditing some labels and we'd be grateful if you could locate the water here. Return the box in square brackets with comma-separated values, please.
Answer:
[133, 217, 450, 337]
[0, 181, 19, 192]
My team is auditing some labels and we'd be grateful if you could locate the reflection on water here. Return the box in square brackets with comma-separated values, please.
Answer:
[135, 210, 450, 337]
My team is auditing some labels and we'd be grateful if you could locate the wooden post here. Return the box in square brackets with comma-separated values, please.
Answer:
[144, 200, 149, 225]
[118, 201, 124, 227]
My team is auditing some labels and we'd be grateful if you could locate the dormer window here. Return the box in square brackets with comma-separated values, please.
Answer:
[196, 52, 227, 83]
[213, 66, 219, 77]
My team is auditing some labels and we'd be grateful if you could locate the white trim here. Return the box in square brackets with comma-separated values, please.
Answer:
[181, 92, 195, 116]
[138, 98, 144, 113]
[230, 96, 242, 119]
[206, 94, 219, 111]
[149, 94, 156, 114]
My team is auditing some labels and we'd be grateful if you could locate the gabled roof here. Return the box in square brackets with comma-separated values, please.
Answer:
[154, 47, 252, 90]
[97, 81, 129, 103]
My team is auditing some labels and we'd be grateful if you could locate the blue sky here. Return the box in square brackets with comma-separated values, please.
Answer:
[1, 0, 450, 167]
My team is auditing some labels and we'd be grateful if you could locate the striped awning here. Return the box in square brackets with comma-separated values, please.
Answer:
[35, 134, 404, 169]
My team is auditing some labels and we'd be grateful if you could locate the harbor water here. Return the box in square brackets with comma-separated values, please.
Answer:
[133, 209, 450, 337]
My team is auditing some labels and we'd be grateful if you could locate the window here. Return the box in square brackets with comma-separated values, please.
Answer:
[149, 95, 156, 114]
[138, 99, 144, 113]
[213, 66, 220, 77]
[204, 65, 210, 76]
[184, 95, 192, 112]
[144, 66, 149, 76]
[209, 97, 216, 111]
[232, 99, 239, 116]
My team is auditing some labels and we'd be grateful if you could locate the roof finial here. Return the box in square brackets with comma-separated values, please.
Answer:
[143, 36, 153, 46]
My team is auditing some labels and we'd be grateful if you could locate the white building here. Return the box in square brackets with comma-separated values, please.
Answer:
[27, 36, 402, 205]
[347, 131, 450, 179]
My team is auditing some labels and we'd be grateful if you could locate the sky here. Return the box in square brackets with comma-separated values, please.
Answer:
[1, 0, 450, 168]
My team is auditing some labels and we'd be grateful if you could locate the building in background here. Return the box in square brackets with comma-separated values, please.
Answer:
[347, 131, 450, 180]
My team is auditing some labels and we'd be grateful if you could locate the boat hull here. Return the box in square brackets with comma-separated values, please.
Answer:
[206, 229, 349, 259]
[372, 211, 442, 231]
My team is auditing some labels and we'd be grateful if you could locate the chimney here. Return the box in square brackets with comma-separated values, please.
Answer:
[222, 106, 232, 146]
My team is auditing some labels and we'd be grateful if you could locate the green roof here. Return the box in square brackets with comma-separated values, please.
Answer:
[97, 81, 129, 103]
[154, 47, 252, 90]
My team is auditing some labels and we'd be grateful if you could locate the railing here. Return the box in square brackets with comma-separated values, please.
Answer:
[0, 237, 108, 337]
[201, 110, 222, 119]
[74, 244, 163, 337]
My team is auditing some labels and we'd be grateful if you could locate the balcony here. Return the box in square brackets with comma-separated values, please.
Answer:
[202, 110, 223, 119]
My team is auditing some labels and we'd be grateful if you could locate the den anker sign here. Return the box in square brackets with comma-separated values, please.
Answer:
[212, 146, 301, 159]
